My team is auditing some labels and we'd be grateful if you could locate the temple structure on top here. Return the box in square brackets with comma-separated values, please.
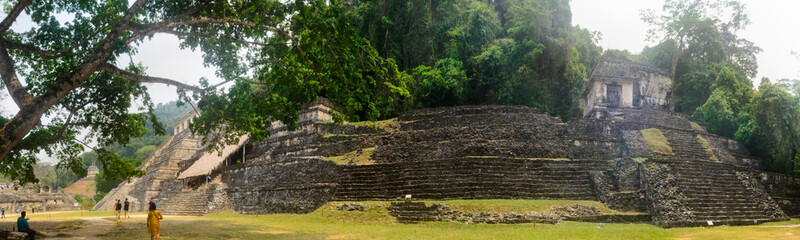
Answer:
[582, 56, 673, 117]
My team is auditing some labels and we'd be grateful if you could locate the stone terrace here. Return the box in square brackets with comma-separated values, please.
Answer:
[100, 103, 800, 228]
[335, 157, 607, 200]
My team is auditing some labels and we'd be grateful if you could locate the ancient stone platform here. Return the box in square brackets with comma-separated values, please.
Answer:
[98, 102, 800, 228]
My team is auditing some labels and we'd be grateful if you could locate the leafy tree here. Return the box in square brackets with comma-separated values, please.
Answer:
[133, 145, 156, 161]
[692, 65, 752, 138]
[412, 58, 467, 108]
[346, 0, 601, 119]
[641, 0, 760, 79]
[0, 0, 410, 184]
[739, 79, 800, 175]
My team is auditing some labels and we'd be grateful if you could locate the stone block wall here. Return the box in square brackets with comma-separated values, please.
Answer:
[334, 157, 607, 201]
[221, 157, 340, 214]
[754, 171, 800, 216]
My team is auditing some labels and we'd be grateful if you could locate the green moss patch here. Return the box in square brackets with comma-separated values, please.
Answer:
[696, 135, 719, 161]
[345, 118, 399, 131]
[640, 128, 673, 155]
[325, 148, 375, 165]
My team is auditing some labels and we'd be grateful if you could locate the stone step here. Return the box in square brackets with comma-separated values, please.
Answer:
[335, 187, 595, 196]
[675, 180, 744, 188]
[682, 192, 754, 199]
[692, 210, 766, 217]
[694, 214, 771, 221]
[686, 204, 759, 210]
[333, 192, 597, 200]
[679, 186, 749, 193]
[337, 181, 592, 189]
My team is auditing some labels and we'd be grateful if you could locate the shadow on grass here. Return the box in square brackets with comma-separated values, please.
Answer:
[101, 218, 328, 240]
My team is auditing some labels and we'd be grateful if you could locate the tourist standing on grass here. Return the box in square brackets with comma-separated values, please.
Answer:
[17, 211, 35, 240]
[114, 199, 122, 219]
[124, 198, 130, 218]
[147, 200, 163, 240]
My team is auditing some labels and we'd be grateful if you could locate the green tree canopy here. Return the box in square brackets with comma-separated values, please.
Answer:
[0, 0, 411, 184]
[345, 0, 602, 119]
[641, 0, 760, 79]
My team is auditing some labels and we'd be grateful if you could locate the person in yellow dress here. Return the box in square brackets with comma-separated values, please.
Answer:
[146, 200, 163, 240]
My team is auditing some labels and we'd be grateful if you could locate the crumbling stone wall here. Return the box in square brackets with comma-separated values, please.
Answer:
[753, 171, 800, 216]
[638, 162, 694, 227]
[0, 190, 82, 212]
[221, 157, 340, 214]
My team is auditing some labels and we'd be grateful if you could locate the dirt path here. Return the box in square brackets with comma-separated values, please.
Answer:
[43, 215, 146, 240]
[43, 217, 114, 240]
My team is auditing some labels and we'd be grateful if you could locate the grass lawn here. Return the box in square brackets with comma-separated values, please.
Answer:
[5, 201, 799, 239]
[95, 200, 800, 240]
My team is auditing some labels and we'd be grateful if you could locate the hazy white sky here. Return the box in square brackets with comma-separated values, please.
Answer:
[571, 0, 800, 83]
[1, 0, 799, 113]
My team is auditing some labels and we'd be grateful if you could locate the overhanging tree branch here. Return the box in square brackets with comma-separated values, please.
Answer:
[0, 0, 32, 34]
[160, 30, 277, 47]
[126, 17, 289, 45]
[0, 41, 34, 107]
[99, 63, 205, 93]
[3, 39, 78, 60]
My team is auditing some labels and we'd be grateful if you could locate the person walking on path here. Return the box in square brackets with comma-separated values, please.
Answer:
[114, 199, 122, 219]
[147, 200, 163, 240]
[17, 211, 36, 240]
[1, 208, 5, 219]
[124, 199, 130, 218]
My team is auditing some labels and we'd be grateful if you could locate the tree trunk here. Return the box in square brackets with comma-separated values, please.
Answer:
[792, 147, 797, 174]
[670, 40, 682, 80]
[0, 0, 146, 163]
[0, 91, 69, 161]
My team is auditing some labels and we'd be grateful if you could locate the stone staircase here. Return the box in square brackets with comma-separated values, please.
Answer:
[334, 157, 607, 201]
[95, 129, 204, 211]
[661, 130, 715, 161]
[643, 158, 788, 227]
[637, 126, 789, 227]
[670, 160, 786, 226]
[160, 188, 212, 216]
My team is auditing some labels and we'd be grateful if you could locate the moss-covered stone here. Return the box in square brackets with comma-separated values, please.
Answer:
[325, 148, 376, 165]
[640, 128, 673, 155]
[695, 135, 719, 161]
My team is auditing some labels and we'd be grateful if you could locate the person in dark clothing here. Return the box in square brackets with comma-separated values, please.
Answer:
[114, 199, 122, 219]
[124, 199, 130, 218]
[17, 211, 35, 240]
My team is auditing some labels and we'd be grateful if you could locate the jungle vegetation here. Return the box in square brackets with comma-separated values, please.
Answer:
[0, 0, 798, 187]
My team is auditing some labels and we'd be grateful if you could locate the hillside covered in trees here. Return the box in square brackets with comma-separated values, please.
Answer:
[340, 0, 798, 176]
[344, 0, 601, 119]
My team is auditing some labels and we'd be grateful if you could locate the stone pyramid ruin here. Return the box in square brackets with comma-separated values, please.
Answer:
[96, 56, 800, 227]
